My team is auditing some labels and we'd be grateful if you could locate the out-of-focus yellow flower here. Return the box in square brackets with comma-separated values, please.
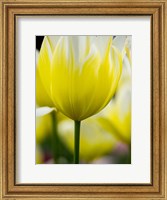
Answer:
[96, 38, 132, 143]
[36, 108, 52, 143]
[36, 48, 53, 107]
[96, 79, 131, 144]
[110, 80, 131, 142]
[48, 36, 122, 121]
[58, 118, 117, 162]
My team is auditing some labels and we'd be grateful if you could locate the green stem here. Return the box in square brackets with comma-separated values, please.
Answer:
[51, 110, 59, 163]
[74, 121, 81, 164]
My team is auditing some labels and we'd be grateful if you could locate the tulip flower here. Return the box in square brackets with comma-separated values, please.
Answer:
[38, 36, 122, 164]
[36, 107, 53, 144]
[51, 36, 122, 121]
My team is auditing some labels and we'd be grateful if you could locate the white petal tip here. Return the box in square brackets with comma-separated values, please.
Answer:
[36, 107, 55, 117]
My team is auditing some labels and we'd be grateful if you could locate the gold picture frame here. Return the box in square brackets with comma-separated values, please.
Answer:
[0, 0, 167, 199]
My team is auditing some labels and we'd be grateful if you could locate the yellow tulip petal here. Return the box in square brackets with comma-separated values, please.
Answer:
[51, 37, 76, 118]
[73, 45, 101, 120]
[47, 36, 61, 53]
[112, 36, 127, 54]
[36, 67, 54, 107]
[37, 36, 52, 97]
[90, 36, 113, 58]
[83, 44, 122, 119]
[70, 36, 90, 64]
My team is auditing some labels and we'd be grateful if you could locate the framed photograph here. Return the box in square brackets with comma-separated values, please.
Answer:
[0, 0, 167, 199]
